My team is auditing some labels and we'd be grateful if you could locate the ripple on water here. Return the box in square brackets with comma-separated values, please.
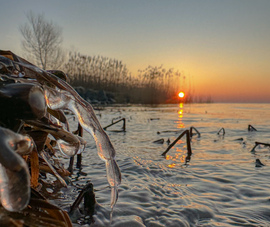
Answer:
[55, 104, 270, 226]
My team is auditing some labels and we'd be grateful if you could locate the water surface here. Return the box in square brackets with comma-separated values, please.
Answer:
[57, 103, 270, 226]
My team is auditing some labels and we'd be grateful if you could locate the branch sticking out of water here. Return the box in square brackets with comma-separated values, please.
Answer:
[68, 123, 84, 173]
[189, 126, 200, 138]
[103, 118, 126, 132]
[255, 159, 265, 167]
[153, 138, 164, 144]
[69, 183, 95, 216]
[217, 128, 225, 135]
[161, 130, 192, 157]
[251, 141, 270, 152]
[248, 124, 257, 132]
[150, 118, 160, 121]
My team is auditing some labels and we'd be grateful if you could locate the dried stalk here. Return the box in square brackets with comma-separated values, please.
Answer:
[103, 118, 126, 132]
[161, 130, 192, 157]
[248, 124, 257, 131]
[189, 126, 200, 138]
[217, 127, 225, 135]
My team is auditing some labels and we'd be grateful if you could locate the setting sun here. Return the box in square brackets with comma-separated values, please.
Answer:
[178, 92, 185, 98]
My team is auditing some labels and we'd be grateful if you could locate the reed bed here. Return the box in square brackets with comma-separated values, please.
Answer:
[64, 52, 185, 104]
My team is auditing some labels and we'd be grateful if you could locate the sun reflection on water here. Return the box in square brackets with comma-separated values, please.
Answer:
[166, 148, 188, 168]
[166, 103, 190, 168]
[177, 103, 185, 128]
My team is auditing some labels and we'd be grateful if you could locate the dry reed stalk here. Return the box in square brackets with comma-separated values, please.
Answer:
[103, 118, 126, 132]
[65, 51, 184, 104]
[189, 126, 200, 138]
[250, 141, 270, 153]
[68, 123, 84, 171]
[30, 148, 39, 188]
[39, 165, 70, 178]
[217, 127, 225, 135]
[161, 130, 192, 157]
[69, 183, 95, 217]
[248, 124, 257, 131]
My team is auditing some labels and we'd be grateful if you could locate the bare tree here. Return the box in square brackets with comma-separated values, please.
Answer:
[19, 11, 65, 70]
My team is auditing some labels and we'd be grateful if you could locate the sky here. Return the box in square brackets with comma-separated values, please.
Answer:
[1, 0, 270, 103]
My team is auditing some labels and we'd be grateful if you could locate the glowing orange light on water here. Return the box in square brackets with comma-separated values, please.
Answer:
[168, 163, 176, 168]
[178, 92, 185, 98]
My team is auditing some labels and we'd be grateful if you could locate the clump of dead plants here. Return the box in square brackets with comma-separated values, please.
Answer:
[0, 50, 120, 226]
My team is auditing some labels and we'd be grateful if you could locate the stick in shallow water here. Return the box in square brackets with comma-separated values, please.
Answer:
[217, 127, 225, 135]
[250, 141, 270, 152]
[103, 118, 126, 132]
[161, 130, 192, 157]
[248, 124, 257, 131]
[189, 126, 201, 138]
[68, 123, 84, 173]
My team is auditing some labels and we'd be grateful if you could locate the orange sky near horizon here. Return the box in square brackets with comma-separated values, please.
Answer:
[1, 1, 270, 103]
[184, 55, 270, 103]
[126, 46, 270, 103]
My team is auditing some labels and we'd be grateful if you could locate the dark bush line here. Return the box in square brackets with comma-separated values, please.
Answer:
[65, 52, 185, 104]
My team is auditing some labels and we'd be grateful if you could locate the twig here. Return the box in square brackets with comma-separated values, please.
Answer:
[153, 138, 164, 144]
[255, 159, 265, 167]
[69, 183, 95, 216]
[248, 124, 257, 131]
[250, 141, 270, 152]
[255, 142, 270, 146]
[157, 130, 182, 134]
[30, 147, 40, 188]
[186, 130, 192, 157]
[185, 132, 192, 164]
[217, 127, 225, 135]
[103, 118, 126, 132]
[189, 126, 200, 138]
[68, 123, 83, 172]
[161, 130, 192, 156]
[76, 154, 82, 169]
[67, 156, 74, 173]
[40, 151, 67, 187]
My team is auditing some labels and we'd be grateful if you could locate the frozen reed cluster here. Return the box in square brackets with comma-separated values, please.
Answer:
[0, 50, 121, 225]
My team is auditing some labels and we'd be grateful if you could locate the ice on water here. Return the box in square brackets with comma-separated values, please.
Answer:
[0, 56, 121, 211]
[0, 127, 31, 212]
[45, 85, 121, 209]
[57, 138, 80, 157]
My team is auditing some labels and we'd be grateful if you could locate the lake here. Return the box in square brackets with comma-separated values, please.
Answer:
[55, 103, 270, 226]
